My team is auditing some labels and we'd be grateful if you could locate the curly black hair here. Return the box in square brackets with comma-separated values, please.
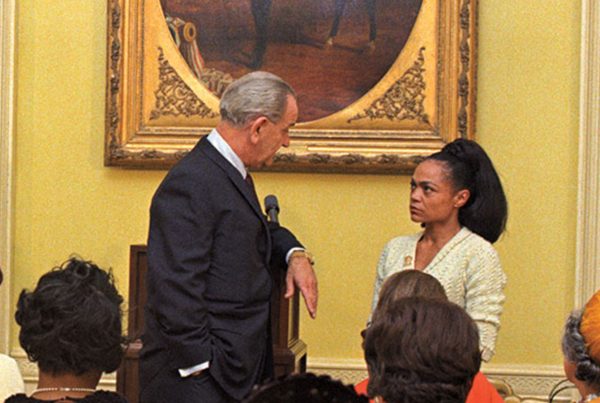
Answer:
[243, 373, 369, 403]
[363, 297, 481, 403]
[15, 257, 125, 375]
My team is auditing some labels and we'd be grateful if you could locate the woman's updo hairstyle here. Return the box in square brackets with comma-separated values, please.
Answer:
[15, 257, 125, 375]
[562, 290, 600, 389]
[364, 297, 481, 403]
[426, 138, 508, 243]
[372, 270, 447, 325]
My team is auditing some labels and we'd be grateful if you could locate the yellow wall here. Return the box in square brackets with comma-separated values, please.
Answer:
[11, 0, 580, 366]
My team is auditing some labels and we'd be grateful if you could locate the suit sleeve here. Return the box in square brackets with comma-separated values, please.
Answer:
[267, 222, 303, 269]
[146, 170, 215, 370]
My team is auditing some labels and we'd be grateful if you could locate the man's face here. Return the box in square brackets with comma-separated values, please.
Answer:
[250, 95, 298, 168]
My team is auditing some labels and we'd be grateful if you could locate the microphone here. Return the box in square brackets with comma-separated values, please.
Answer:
[264, 195, 280, 223]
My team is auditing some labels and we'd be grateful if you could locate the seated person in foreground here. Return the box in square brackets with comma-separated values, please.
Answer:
[356, 270, 503, 402]
[6, 257, 128, 403]
[0, 267, 25, 401]
[363, 296, 481, 403]
[242, 372, 368, 403]
[562, 289, 600, 402]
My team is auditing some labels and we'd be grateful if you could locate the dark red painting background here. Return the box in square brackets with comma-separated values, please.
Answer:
[161, 0, 422, 122]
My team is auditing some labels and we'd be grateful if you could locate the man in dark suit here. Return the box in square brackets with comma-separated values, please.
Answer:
[139, 71, 317, 403]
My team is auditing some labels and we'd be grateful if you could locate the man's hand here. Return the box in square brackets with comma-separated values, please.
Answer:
[285, 256, 318, 319]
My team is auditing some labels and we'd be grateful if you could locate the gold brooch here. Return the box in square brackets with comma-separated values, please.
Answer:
[404, 256, 413, 267]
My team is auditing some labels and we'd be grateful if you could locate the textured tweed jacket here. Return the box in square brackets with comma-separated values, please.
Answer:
[372, 227, 507, 361]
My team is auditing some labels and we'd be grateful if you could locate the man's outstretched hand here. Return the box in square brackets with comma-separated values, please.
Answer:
[285, 256, 318, 319]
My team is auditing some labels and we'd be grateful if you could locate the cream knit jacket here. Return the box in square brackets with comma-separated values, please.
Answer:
[371, 227, 506, 362]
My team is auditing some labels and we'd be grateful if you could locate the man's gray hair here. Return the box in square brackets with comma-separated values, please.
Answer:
[562, 309, 600, 388]
[219, 71, 296, 127]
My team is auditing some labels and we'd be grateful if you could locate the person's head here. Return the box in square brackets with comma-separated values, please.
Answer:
[363, 297, 481, 403]
[411, 138, 507, 243]
[378, 271, 447, 308]
[219, 71, 298, 168]
[373, 271, 447, 324]
[15, 257, 124, 377]
[243, 373, 369, 403]
[562, 289, 600, 395]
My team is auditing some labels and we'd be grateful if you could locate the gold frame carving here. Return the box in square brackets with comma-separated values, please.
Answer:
[105, 0, 477, 173]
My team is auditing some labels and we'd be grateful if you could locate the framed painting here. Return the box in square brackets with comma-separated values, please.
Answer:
[105, 0, 477, 173]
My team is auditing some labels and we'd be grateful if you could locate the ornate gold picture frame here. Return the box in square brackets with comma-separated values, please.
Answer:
[105, 0, 477, 173]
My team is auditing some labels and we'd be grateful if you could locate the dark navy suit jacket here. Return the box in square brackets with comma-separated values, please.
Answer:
[140, 137, 301, 401]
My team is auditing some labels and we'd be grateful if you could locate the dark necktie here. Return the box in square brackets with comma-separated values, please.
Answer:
[245, 173, 260, 206]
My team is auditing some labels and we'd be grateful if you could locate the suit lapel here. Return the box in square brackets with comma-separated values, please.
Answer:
[197, 137, 272, 261]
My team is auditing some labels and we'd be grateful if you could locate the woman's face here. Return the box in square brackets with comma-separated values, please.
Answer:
[409, 159, 468, 226]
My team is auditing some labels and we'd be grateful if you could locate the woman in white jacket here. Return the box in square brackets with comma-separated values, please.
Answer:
[371, 139, 508, 362]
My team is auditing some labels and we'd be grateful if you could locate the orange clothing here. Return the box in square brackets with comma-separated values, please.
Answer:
[354, 372, 503, 403]
[467, 372, 504, 403]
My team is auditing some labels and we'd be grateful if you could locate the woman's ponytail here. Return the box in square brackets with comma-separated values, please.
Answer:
[428, 139, 507, 243]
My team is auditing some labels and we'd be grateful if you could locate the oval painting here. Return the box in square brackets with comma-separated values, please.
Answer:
[160, 0, 423, 123]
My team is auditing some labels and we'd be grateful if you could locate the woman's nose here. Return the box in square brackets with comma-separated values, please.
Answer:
[410, 188, 420, 200]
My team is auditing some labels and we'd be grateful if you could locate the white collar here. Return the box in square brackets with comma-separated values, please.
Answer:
[206, 129, 247, 179]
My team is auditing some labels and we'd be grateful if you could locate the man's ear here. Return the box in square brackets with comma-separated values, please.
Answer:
[454, 189, 471, 208]
[249, 116, 268, 144]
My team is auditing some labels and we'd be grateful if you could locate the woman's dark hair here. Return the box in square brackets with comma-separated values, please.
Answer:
[243, 373, 369, 403]
[377, 271, 446, 308]
[15, 257, 124, 375]
[363, 297, 481, 403]
[426, 138, 507, 243]
[562, 310, 600, 389]
[372, 271, 447, 325]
